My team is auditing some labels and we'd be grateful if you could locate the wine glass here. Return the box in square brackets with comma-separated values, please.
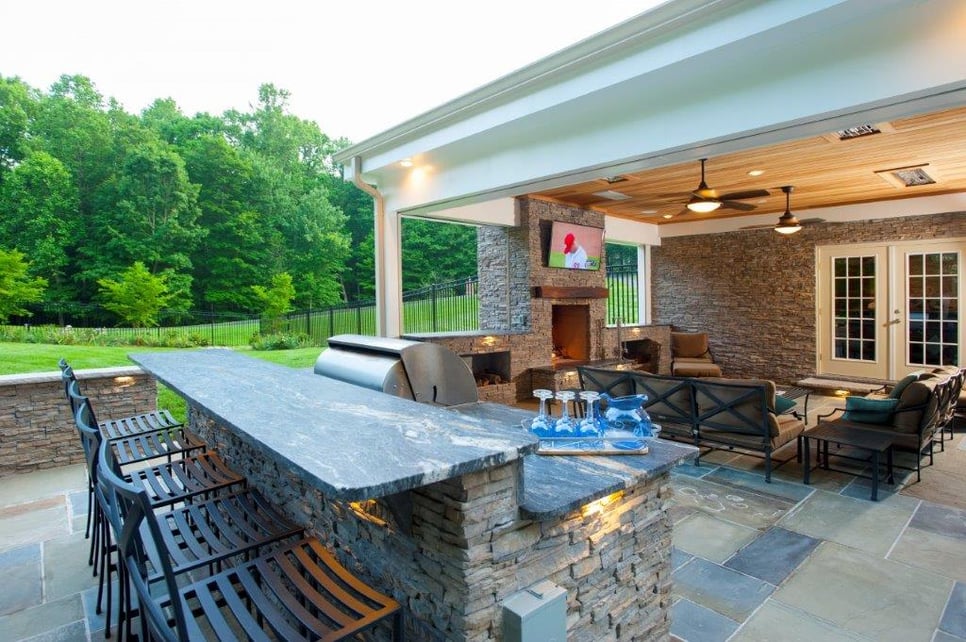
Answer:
[578, 390, 604, 446]
[530, 389, 555, 437]
[554, 390, 577, 435]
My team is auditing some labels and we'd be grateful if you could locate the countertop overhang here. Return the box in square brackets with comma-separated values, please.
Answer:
[131, 350, 537, 501]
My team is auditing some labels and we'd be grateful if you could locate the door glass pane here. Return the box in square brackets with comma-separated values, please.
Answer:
[907, 251, 960, 367]
[833, 254, 877, 362]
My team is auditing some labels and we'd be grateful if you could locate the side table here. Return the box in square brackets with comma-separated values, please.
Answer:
[802, 423, 895, 501]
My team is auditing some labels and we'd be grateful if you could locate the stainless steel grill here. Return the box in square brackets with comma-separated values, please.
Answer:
[314, 334, 479, 406]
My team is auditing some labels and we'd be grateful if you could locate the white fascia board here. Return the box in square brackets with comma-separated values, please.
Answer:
[360, 0, 966, 216]
[605, 216, 662, 247]
[405, 198, 518, 227]
[337, 0, 855, 178]
[658, 194, 966, 238]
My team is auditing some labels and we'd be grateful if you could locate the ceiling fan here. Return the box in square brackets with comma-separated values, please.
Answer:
[674, 158, 771, 214]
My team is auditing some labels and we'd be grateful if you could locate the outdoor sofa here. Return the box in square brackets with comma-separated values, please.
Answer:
[577, 366, 806, 482]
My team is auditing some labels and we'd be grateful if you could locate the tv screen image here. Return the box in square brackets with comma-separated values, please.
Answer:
[547, 222, 603, 270]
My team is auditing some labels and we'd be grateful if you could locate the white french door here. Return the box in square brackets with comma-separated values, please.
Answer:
[817, 239, 964, 380]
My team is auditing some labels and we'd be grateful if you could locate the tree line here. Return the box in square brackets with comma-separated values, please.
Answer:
[0, 74, 476, 324]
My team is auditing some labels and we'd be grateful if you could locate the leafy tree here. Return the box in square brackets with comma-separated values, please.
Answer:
[401, 218, 477, 289]
[83, 137, 203, 311]
[0, 248, 48, 322]
[0, 76, 34, 179]
[0, 150, 79, 303]
[179, 134, 269, 309]
[97, 261, 172, 327]
[252, 272, 295, 332]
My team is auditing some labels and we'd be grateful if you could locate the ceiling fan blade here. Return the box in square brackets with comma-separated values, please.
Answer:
[718, 189, 770, 201]
[799, 217, 826, 224]
[720, 200, 757, 211]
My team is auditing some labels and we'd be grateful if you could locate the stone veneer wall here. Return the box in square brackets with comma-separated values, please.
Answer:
[0, 367, 157, 477]
[423, 197, 673, 401]
[190, 405, 673, 641]
[652, 211, 966, 383]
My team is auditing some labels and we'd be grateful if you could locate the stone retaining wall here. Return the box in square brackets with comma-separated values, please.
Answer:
[191, 405, 673, 641]
[0, 367, 157, 477]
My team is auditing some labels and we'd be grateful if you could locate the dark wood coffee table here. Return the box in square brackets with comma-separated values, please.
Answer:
[802, 423, 895, 501]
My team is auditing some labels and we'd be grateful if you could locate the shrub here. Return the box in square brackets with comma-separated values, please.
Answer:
[249, 332, 309, 351]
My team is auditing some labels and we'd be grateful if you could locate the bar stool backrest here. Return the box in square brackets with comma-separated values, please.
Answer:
[96, 437, 189, 642]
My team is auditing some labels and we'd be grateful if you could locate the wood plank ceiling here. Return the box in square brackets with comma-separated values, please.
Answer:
[530, 105, 966, 225]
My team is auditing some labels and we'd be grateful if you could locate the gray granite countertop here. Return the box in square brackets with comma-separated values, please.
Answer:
[450, 402, 699, 520]
[131, 350, 537, 501]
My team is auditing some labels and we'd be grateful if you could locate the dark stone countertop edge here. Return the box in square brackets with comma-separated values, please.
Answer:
[518, 441, 699, 520]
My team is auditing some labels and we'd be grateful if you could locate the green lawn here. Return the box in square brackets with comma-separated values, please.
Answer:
[0, 343, 321, 375]
[2, 343, 322, 423]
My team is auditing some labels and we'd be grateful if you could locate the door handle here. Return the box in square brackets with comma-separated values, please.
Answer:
[887, 318, 901, 326]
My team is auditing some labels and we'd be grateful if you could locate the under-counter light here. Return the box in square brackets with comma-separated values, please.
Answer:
[581, 491, 624, 517]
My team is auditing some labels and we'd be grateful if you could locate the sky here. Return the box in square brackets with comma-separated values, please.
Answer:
[0, 0, 664, 143]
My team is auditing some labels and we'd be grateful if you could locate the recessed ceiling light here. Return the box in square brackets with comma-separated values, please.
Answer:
[601, 176, 627, 184]
[747, 169, 765, 177]
[400, 158, 413, 167]
[662, 213, 674, 219]
[641, 209, 657, 214]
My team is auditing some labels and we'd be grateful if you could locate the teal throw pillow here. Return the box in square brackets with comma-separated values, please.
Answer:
[842, 396, 899, 424]
[774, 395, 797, 414]
[889, 372, 923, 399]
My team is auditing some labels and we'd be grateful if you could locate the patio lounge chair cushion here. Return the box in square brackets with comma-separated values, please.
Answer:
[671, 332, 711, 359]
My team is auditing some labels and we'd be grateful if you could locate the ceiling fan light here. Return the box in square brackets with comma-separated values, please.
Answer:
[686, 198, 721, 213]
[774, 211, 802, 234]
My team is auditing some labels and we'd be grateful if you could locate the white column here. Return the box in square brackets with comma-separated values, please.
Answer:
[638, 245, 650, 325]
[374, 207, 403, 337]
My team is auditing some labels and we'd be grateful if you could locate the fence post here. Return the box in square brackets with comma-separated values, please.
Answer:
[356, 304, 362, 334]
[329, 309, 334, 340]
[432, 283, 438, 332]
[210, 306, 215, 346]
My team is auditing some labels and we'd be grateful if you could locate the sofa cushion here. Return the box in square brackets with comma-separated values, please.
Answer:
[671, 332, 710, 359]
[889, 372, 924, 399]
[894, 379, 938, 434]
[694, 379, 775, 437]
[632, 373, 694, 425]
[842, 396, 899, 424]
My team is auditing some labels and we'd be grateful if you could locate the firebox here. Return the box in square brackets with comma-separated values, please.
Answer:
[551, 305, 590, 365]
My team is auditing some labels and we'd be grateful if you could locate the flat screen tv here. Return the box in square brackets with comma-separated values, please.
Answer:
[547, 221, 603, 270]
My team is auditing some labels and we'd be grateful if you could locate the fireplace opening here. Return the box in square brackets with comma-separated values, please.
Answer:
[622, 338, 661, 373]
[551, 305, 590, 366]
[464, 351, 511, 387]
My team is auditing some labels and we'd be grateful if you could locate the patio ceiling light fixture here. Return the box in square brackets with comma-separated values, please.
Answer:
[686, 196, 721, 213]
[774, 185, 802, 235]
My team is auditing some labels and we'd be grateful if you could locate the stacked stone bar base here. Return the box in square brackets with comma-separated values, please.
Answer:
[191, 404, 673, 641]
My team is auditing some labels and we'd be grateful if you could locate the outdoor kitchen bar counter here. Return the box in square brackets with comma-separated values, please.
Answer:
[132, 349, 697, 641]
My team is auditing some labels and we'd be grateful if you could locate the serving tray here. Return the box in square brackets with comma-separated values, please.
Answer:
[522, 422, 653, 456]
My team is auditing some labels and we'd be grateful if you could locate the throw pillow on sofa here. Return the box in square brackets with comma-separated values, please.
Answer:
[774, 395, 797, 415]
[842, 396, 900, 424]
[889, 372, 923, 399]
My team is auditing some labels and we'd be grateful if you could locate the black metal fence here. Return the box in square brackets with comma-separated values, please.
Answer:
[7, 267, 639, 346]
[607, 261, 640, 325]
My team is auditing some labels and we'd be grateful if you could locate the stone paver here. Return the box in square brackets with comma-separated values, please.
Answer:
[774, 541, 952, 642]
[725, 527, 821, 586]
